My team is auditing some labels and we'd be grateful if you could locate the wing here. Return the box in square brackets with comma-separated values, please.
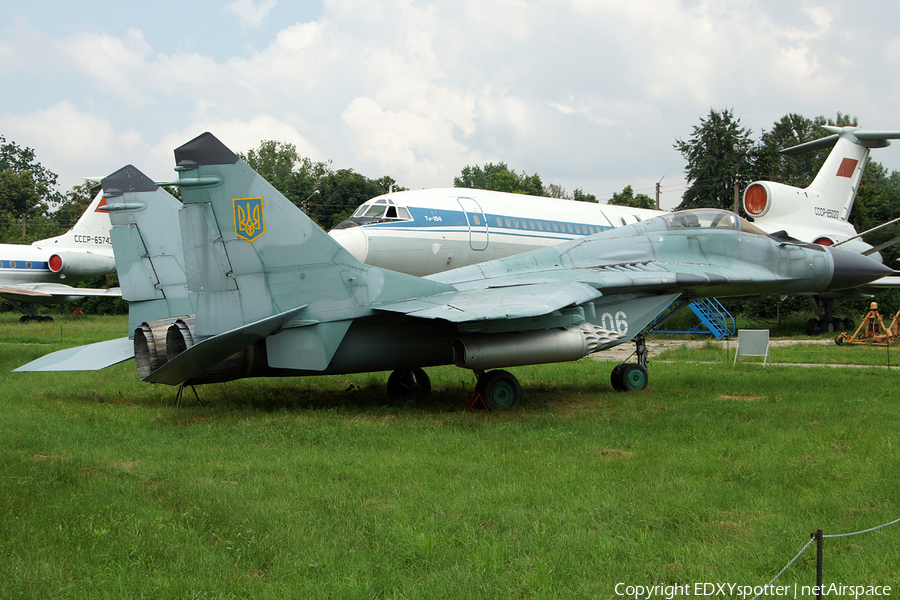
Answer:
[376, 280, 603, 322]
[377, 265, 704, 324]
[0, 283, 121, 305]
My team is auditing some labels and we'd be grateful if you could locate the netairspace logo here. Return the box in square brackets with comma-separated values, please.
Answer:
[614, 583, 892, 599]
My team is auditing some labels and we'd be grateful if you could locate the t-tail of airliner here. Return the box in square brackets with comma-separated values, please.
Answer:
[30, 189, 117, 278]
[743, 126, 900, 253]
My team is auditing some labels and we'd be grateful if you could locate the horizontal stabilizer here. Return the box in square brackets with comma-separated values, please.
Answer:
[144, 305, 307, 385]
[782, 127, 900, 155]
[13, 337, 134, 372]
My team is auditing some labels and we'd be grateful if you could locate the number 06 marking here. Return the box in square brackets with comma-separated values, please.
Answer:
[600, 311, 629, 335]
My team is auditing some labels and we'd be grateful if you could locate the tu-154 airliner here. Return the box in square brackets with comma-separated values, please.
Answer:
[14, 132, 893, 407]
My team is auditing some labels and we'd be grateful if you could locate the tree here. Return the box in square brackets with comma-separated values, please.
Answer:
[454, 162, 546, 196]
[572, 188, 597, 203]
[0, 134, 63, 210]
[239, 140, 301, 186]
[674, 108, 755, 212]
[607, 185, 655, 209]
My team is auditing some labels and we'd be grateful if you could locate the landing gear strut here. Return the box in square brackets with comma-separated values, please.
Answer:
[806, 298, 853, 335]
[610, 331, 649, 392]
[8, 300, 54, 323]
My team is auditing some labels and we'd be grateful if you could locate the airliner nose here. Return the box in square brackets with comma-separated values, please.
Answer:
[826, 246, 896, 290]
[328, 223, 369, 263]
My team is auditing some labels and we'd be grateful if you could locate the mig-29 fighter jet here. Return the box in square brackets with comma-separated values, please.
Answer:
[15, 133, 894, 408]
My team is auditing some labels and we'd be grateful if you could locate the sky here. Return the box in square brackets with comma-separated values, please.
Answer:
[2, 0, 900, 210]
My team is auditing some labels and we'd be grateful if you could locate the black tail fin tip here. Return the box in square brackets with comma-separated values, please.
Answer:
[101, 165, 159, 196]
[175, 132, 239, 168]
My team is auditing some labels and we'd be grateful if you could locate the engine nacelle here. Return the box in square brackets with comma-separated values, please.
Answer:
[134, 315, 262, 384]
[48, 251, 116, 278]
[743, 181, 821, 222]
[452, 324, 622, 371]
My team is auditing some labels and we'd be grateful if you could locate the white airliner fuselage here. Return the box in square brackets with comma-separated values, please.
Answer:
[330, 188, 661, 276]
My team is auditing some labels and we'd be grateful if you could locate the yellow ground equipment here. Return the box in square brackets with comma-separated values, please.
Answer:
[834, 302, 899, 346]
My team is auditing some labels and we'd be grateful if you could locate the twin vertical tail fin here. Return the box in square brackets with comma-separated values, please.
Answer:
[121, 132, 452, 384]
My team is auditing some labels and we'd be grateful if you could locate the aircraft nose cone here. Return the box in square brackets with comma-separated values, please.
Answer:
[826, 246, 896, 290]
[328, 223, 369, 263]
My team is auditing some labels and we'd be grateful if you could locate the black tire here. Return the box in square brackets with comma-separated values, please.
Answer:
[475, 370, 522, 410]
[842, 317, 854, 331]
[610, 363, 627, 391]
[386, 368, 432, 400]
[806, 318, 821, 335]
[613, 364, 648, 392]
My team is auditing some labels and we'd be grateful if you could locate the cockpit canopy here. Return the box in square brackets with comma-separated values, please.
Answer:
[643, 209, 767, 235]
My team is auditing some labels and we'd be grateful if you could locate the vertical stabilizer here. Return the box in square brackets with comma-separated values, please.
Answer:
[172, 132, 454, 338]
[33, 188, 113, 250]
[100, 166, 193, 335]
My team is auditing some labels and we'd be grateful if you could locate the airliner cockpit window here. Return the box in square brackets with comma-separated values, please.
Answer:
[363, 203, 387, 218]
[350, 198, 412, 221]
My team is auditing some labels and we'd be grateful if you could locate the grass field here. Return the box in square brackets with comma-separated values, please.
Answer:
[0, 315, 897, 598]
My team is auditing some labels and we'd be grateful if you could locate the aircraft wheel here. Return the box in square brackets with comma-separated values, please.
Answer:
[806, 318, 821, 335]
[610, 363, 627, 391]
[475, 370, 521, 410]
[842, 317, 854, 331]
[612, 364, 648, 392]
[386, 368, 431, 400]
[819, 318, 835, 333]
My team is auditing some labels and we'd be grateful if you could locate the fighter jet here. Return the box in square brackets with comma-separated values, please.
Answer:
[14, 133, 894, 407]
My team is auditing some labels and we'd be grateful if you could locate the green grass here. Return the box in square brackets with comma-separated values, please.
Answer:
[0, 316, 898, 598]
[657, 338, 900, 367]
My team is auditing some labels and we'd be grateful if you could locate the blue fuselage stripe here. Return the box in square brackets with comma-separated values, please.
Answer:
[0, 260, 50, 271]
[365, 207, 613, 240]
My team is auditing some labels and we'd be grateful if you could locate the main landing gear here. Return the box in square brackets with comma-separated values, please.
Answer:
[806, 298, 853, 335]
[610, 331, 649, 392]
[386, 367, 432, 400]
[473, 369, 522, 410]
[386, 366, 523, 410]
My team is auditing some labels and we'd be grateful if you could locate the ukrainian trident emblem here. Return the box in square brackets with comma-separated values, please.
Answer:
[233, 197, 265, 241]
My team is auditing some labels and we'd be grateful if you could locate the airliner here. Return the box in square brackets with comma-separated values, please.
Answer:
[0, 190, 119, 322]
[329, 126, 900, 277]
[329, 188, 661, 276]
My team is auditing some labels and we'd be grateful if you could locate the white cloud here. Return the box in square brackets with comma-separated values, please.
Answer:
[0, 102, 152, 189]
[4, 0, 900, 200]
[225, 0, 278, 29]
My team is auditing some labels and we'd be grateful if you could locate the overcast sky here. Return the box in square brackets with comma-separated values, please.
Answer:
[2, 0, 900, 209]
